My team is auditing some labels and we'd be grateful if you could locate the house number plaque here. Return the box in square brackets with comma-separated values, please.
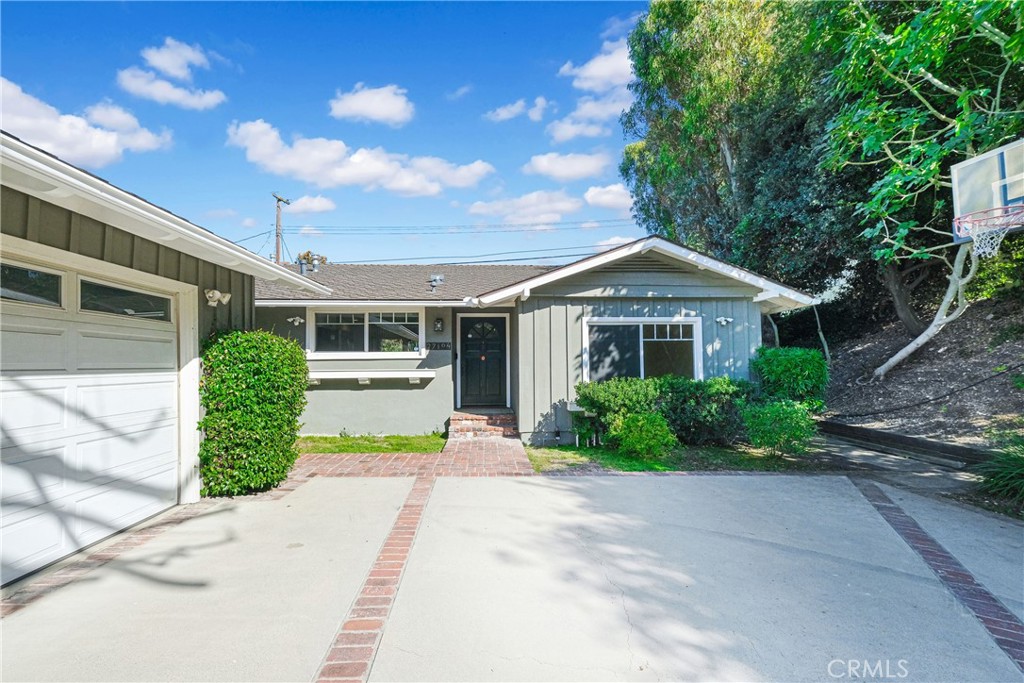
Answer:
[426, 342, 452, 351]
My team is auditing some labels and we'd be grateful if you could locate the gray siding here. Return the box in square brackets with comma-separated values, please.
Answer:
[517, 293, 762, 445]
[1, 186, 255, 337]
[255, 305, 456, 435]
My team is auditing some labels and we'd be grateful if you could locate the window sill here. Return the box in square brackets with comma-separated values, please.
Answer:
[306, 351, 427, 360]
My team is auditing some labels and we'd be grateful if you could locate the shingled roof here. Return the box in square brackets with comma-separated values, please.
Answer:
[255, 263, 555, 302]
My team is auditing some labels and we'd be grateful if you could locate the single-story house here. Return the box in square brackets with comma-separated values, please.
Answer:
[255, 237, 817, 442]
[0, 132, 328, 584]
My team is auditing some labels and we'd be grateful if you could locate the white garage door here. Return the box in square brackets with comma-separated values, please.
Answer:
[1, 260, 180, 585]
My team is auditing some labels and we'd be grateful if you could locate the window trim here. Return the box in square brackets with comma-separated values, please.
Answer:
[0, 259, 67, 311]
[305, 306, 427, 359]
[582, 316, 703, 382]
[76, 275, 175, 326]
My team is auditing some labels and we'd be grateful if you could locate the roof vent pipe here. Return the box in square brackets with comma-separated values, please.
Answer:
[299, 260, 307, 276]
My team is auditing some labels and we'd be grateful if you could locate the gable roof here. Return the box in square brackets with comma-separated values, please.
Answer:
[1, 131, 329, 295]
[255, 263, 554, 304]
[254, 236, 818, 313]
[475, 237, 818, 313]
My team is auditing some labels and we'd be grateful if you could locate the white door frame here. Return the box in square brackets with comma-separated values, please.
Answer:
[455, 312, 511, 409]
[0, 234, 202, 503]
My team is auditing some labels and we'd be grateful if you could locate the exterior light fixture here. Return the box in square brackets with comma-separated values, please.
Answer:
[434, 318, 444, 332]
[204, 289, 232, 307]
[287, 316, 305, 326]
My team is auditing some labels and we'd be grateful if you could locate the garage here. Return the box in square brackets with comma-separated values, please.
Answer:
[0, 132, 329, 585]
[1, 259, 186, 583]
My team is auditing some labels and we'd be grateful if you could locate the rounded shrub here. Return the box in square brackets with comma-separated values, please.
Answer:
[611, 412, 677, 458]
[751, 346, 829, 410]
[657, 376, 754, 445]
[741, 399, 816, 457]
[199, 330, 308, 496]
[573, 377, 662, 439]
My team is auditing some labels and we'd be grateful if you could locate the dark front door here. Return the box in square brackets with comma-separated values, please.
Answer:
[460, 317, 506, 406]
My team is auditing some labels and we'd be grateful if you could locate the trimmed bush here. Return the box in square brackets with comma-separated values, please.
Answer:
[611, 413, 677, 458]
[741, 399, 816, 456]
[974, 437, 1024, 504]
[573, 377, 661, 439]
[751, 346, 829, 410]
[658, 376, 754, 446]
[199, 330, 308, 496]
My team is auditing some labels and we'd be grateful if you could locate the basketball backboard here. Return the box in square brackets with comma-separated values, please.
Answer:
[950, 138, 1023, 246]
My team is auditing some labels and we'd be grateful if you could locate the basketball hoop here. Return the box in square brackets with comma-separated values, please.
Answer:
[953, 205, 1024, 258]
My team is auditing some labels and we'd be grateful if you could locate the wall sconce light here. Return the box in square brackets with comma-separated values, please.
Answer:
[204, 289, 232, 307]
[434, 318, 444, 332]
[286, 316, 305, 326]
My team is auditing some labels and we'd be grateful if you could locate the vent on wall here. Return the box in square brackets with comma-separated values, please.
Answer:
[594, 254, 688, 274]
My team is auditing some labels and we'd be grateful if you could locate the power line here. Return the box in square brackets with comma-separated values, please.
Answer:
[281, 218, 635, 231]
[231, 231, 272, 244]
[335, 244, 610, 264]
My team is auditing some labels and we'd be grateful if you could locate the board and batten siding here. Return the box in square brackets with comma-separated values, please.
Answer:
[518, 259, 763, 444]
[1, 186, 255, 336]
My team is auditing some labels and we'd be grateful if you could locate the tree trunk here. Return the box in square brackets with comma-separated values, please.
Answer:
[882, 263, 928, 336]
[763, 314, 780, 347]
[874, 244, 979, 380]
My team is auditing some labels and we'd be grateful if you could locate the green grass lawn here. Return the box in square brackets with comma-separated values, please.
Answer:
[296, 433, 446, 454]
[526, 443, 842, 474]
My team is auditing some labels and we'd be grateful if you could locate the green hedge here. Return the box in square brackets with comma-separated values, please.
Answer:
[658, 376, 754, 446]
[741, 399, 816, 456]
[751, 346, 829, 410]
[573, 375, 754, 448]
[198, 330, 308, 496]
[611, 412, 677, 458]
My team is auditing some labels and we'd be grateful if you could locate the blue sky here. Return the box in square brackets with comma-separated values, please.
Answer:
[1, 2, 648, 264]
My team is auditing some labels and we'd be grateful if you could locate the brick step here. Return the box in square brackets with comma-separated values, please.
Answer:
[449, 423, 519, 434]
[448, 429, 521, 440]
[450, 412, 517, 426]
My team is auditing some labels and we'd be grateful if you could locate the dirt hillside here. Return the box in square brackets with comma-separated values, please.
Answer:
[824, 296, 1024, 448]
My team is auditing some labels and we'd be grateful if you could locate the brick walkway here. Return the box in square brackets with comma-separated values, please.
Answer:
[295, 436, 534, 478]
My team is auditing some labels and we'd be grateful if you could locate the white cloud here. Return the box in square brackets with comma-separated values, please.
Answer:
[329, 83, 415, 127]
[299, 226, 324, 237]
[141, 37, 210, 81]
[522, 152, 611, 182]
[226, 119, 494, 197]
[584, 183, 633, 215]
[468, 190, 583, 225]
[485, 99, 526, 122]
[205, 208, 238, 219]
[0, 79, 171, 168]
[596, 235, 636, 250]
[546, 118, 610, 143]
[601, 13, 642, 39]
[549, 37, 634, 143]
[527, 96, 549, 122]
[241, 217, 258, 228]
[447, 84, 473, 100]
[284, 195, 337, 214]
[580, 220, 601, 229]
[118, 66, 226, 110]
[558, 39, 632, 93]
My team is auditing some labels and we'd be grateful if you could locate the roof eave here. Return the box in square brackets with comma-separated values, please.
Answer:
[476, 236, 817, 307]
[1, 132, 330, 295]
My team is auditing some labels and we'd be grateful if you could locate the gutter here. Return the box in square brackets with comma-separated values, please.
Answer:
[1, 132, 330, 295]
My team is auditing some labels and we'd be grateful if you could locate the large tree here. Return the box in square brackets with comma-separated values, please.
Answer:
[621, 0, 878, 304]
[817, 0, 1024, 377]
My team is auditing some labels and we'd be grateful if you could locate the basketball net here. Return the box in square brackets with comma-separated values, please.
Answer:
[953, 205, 1024, 259]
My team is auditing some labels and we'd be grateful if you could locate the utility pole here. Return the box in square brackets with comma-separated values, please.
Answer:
[273, 193, 291, 264]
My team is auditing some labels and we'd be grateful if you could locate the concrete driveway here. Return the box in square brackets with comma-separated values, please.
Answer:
[2, 473, 1021, 682]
